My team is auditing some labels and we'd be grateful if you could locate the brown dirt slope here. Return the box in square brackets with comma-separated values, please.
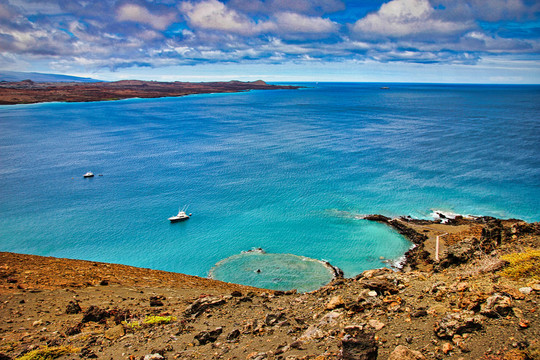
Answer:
[0, 216, 539, 360]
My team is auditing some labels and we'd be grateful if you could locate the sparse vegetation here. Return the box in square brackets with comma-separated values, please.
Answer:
[143, 315, 176, 325]
[15, 346, 78, 360]
[499, 248, 540, 280]
[123, 315, 176, 330]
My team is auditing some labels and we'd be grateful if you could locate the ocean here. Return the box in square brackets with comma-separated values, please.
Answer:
[1, 83, 539, 292]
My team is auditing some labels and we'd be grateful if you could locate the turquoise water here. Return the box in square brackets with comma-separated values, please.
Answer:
[208, 250, 335, 293]
[0, 83, 539, 290]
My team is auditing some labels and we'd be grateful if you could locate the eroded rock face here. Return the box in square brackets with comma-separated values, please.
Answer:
[339, 332, 378, 360]
[439, 239, 476, 267]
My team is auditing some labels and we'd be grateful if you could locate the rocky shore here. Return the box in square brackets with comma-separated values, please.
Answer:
[0, 80, 302, 105]
[1, 215, 539, 360]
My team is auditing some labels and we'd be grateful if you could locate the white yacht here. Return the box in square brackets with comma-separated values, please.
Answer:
[83, 172, 94, 178]
[169, 206, 191, 222]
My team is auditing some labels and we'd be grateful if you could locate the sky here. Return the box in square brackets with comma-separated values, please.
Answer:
[1, 0, 539, 83]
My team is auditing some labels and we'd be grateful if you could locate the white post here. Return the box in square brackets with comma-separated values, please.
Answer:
[435, 233, 448, 262]
[435, 236, 440, 262]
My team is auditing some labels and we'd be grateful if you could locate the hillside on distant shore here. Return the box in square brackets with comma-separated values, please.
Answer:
[0, 78, 300, 105]
[0, 71, 100, 83]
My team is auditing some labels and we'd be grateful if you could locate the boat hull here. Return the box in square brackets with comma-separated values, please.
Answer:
[169, 216, 189, 223]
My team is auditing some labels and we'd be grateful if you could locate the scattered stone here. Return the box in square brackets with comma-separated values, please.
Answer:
[149, 295, 165, 307]
[340, 332, 378, 360]
[79, 347, 98, 358]
[368, 319, 385, 331]
[531, 283, 540, 291]
[480, 295, 513, 318]
[231, 290, 242, 297]
[105, 324, 125, 340]
[143, 354, 164, 360]
[518, 320, 530, 329]
[184, 297, 225, 317]
[66, 300, 82, 314]
[194, 327, 222, 345]
[411, 309, 428, 318]
[265, 312, 286, 326]
[367, 291, 378, 297]
[99, 279, 109, 286]
[326, 295, 345, 310]
[442, 342, 453, 354]
[32, 319, 44, 327]
[387, 345, 426, 360]
[360, 278, 399, 294]
[65, 323, 82, 336]
[356, 268, 393, 280]
[247, 352, 268, 360]
[434, 314, 483, 339]
[518, 287, 532, 295]
[227, 329, 241, 341]
[299, 325, 324, 341]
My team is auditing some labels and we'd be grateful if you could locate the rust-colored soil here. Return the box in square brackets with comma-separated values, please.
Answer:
[1, 217, 539, 360]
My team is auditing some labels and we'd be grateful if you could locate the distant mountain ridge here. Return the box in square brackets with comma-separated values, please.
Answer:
[0, 71, 100, 83]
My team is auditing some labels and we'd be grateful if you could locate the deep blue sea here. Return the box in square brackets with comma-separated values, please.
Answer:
[1, 83, 539, 291]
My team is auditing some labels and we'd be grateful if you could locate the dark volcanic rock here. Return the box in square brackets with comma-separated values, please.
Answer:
[195, 327, 223, 345]
[65, 323, 82, 336]
[66, 300, 82, 314]
[227, 329, 241, 341]
[81, 305, 110, 323]
[340, 332, 378, 360]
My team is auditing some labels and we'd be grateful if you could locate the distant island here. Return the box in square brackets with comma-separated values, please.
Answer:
[0, 79, 302, 105]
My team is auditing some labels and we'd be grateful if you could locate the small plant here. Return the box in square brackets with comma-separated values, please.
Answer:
[143, 315, 176, 325]
[499, 248, 540, 280]
[16, 346, 78, 360]
[122, 320, 141, 330]
[122, 315, 176, 331]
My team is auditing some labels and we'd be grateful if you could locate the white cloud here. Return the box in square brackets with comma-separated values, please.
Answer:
[274, 12, 338, 34]
[117, 4, 176, 30]
[352, 0, 472, 38]
[180, 0, 273, 35]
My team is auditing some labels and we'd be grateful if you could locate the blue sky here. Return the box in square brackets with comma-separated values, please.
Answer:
[1, 0, 539, 83]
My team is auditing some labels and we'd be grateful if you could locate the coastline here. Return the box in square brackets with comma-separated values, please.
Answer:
[1, 214, 538, 359]
[0, 79, 303, 105]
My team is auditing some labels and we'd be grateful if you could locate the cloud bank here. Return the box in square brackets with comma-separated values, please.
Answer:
[0, 0, 538, 72]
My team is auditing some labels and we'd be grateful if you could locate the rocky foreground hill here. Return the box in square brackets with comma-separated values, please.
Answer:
[0, 215, 539, 360]
[0, 80, 301, 105]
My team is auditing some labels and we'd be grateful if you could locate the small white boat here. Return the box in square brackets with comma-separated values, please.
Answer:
[83, 172, 94, 178]
[169, 205, 191, 223]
